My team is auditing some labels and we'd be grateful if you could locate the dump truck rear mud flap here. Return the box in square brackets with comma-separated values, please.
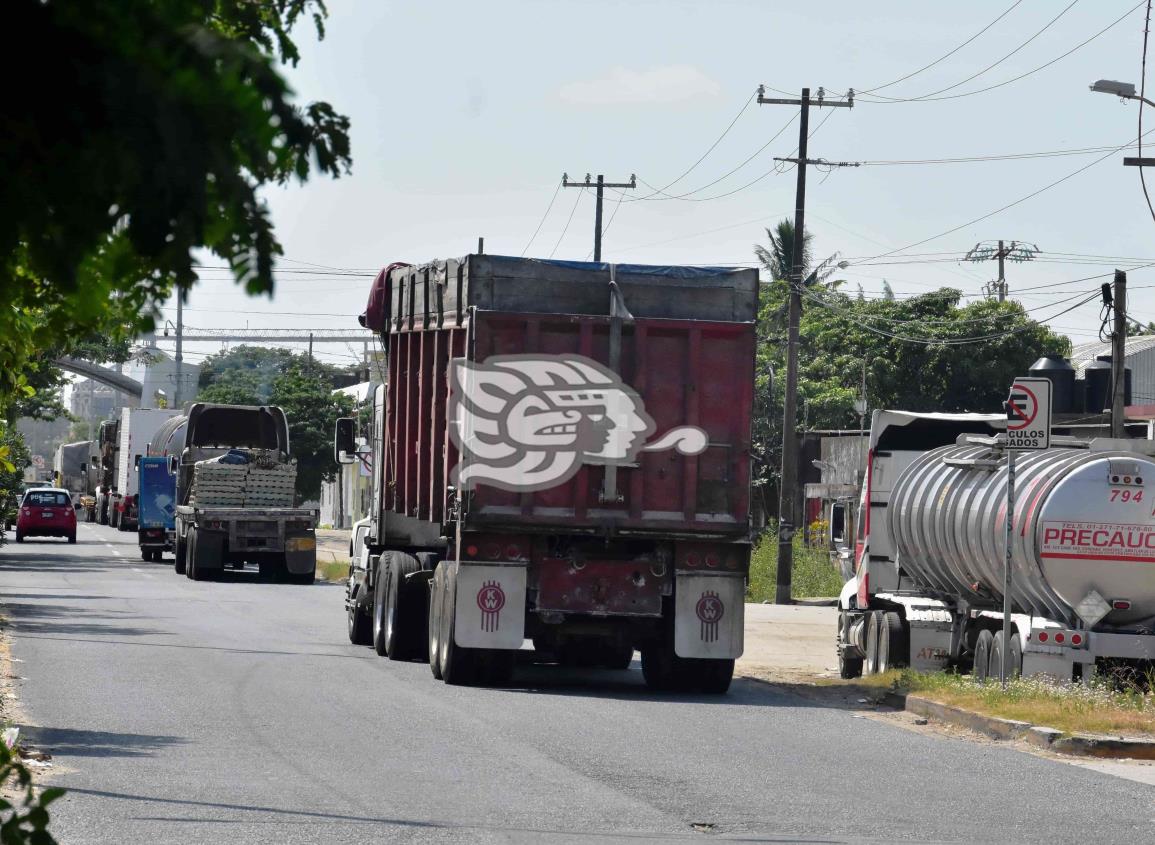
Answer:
[674, 573, 744, 659]
[454, 562, 527, 650]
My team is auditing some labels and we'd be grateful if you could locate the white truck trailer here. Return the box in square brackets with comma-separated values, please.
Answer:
[837, 410, 1155, 682]
[110, 408, 180, 531]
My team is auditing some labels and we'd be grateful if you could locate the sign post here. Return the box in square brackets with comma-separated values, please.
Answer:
[1000, 377, 1052, 687]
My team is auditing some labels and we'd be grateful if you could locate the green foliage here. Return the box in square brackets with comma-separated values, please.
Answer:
[1, 0, 351, 413]
[751, 222, 1071, 505]
[747, 534, 843, 600]
[0, 738, 64, 843]
[198, 347, 355, 500]
[0, 424, 32, 543]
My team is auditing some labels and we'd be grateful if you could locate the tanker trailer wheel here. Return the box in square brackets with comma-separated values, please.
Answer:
[382, 551, 423, 661]
[428, 565, 444, 679]
[864, 611, 884, 675]
[973, 629, 995, 681]
[1006, 630, 1023, 679]
[439, 562, 480, 686]
[876, 612, 907, 674]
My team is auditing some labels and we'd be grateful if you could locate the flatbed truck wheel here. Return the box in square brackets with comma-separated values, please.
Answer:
[187, 528, 201, 580]
[603, 642, 635, 670]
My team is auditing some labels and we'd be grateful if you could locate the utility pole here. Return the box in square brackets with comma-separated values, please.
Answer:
[173, 291, 184, 410]
[965, 240, 1040, 302]
[308, 332, 315, 368]
[562, 173, 636, 261]
[758, 85, 854, 604]
[1112, 269, 1128, 437]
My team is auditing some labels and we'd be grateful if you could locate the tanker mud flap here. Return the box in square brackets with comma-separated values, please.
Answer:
[674, 573, 744, 659]
[454, 562, 527, 650]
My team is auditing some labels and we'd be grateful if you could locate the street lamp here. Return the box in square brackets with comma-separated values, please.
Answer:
[1090, 79, 1155, 108]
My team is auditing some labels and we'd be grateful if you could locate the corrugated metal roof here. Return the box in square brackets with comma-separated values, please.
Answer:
[1069, 335, 1155, 373]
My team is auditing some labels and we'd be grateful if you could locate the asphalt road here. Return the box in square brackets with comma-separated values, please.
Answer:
[2, 523, 1153, 844]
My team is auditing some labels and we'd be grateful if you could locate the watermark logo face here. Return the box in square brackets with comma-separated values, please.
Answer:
[449, 354, 708, 492]
[696, 591, 724, 643]
[477, 581, 506, 632]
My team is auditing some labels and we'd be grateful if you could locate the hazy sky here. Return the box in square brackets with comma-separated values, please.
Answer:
[156, 0, 1155, 372]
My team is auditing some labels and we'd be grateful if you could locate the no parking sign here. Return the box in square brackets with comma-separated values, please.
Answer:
[1005, 377, 1051, 450]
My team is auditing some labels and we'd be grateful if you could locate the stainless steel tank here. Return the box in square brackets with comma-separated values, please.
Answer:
[889, 442, 1155, 626]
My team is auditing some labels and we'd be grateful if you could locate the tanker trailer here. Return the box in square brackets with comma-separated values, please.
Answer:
[836, 410, 1155, 682]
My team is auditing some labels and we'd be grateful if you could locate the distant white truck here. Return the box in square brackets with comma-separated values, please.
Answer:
[110, 408, 180, 531]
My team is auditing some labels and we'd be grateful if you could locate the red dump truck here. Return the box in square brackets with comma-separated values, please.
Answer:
[335, 255, 758, 691]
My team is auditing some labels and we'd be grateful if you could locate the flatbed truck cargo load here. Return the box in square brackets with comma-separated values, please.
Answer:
[153, 403, 317, 583]
[837, 409, 1155, 682]
[336, 255, 757, 691]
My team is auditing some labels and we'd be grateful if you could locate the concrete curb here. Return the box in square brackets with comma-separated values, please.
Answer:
[904, 694, 1155, 760]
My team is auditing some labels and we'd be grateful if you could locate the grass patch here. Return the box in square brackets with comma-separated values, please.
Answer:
[854, 668, 1155, 737]
[747, 535, 843, 601]
[316, 558, 350, 583]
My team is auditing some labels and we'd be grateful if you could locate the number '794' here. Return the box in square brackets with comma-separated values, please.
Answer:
[1111, 489, 1143, 502]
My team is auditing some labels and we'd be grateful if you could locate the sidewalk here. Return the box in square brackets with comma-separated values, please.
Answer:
[315, 528, 351, 566]
[738, 602, 838, 681]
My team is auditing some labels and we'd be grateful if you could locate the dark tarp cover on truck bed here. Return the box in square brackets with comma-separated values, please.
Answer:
[361, 254, 760, 331]
[184, 404, 290, 453]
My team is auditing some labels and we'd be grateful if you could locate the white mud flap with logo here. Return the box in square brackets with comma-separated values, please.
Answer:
[454, 562, 527, 650]
[674, 573, 744, 659]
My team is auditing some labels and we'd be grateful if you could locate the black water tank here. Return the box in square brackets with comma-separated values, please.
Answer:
[1028, 356, 1075, 414]
[1083, 355, 1132, 413]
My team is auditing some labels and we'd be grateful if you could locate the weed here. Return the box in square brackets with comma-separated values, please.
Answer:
[747, 535, 843, 601]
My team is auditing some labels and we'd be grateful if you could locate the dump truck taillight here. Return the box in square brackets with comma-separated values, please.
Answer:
[1113, 599, 1132, 610]
[1037, 631, 1049, 643]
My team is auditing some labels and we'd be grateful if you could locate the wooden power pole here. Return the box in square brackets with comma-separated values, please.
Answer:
[562, 173, 636, 261]
[757, 86, 853, 604]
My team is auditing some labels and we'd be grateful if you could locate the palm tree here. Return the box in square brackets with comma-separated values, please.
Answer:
[754, 218, 841, 287]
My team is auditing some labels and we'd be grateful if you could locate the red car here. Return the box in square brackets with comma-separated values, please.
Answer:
[15, 488, 77, 543]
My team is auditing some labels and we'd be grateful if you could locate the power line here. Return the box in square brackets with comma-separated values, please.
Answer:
[851, 142, 1128, 265]
[549, 187, 585, 259]
[860, 1, 1142, 105]
[860, 0, 1081, 102]
[852, 0, 1025, 95]
[630, 92, 756, 201]
[521, 178, 563, 257]
[621, 112, 798, 203]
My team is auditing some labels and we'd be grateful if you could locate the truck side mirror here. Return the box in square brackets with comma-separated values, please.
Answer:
[334, 418, 356, 464]
[168, 455, 178, 474]
[80, 463, 87, 473]
[134, 454, 141, 470]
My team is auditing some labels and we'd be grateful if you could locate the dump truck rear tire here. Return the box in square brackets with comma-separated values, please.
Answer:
[428, 568, 444, 679]
[439, 562, 479, 686]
